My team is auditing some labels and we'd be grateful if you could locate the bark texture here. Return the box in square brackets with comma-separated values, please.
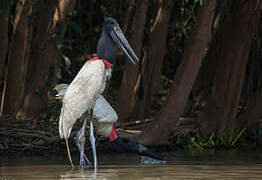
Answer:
[1, 0, 33, 115]
[0, 4, 10, 76]
[18, 0, 76, 119]
[115, 0, 148, 123]
[136, 0, 174, 119]
[199, 0, 259, 133]
[138, 0, 217, 145]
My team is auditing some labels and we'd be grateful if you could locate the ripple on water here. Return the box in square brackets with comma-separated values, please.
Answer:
[1, 150, 262, 179]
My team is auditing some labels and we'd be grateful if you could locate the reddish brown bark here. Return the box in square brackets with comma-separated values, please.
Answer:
[199, 0, 259, 134]
[138, 0, 217, 145]
[136, 0, 174, 119]
[1, 0, 33, 115]
[25, 0, 59, 85]
[18, 0, 76, 119]
[115, 0, 149, 123]
[192, 11, 222, 113]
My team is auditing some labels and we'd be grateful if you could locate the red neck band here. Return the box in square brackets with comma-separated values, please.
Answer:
[90, 57, 112, 69]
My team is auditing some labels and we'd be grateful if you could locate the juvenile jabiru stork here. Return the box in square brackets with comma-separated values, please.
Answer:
[58, 17, 164, 170]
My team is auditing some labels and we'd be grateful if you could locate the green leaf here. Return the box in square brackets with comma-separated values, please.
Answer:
[228, 135, 233, 145]
[18, 1, 23, 6]
[67, 10, 77, 18]
[218, 134, 225, 145]
[208, 132, 215, 143]
[160, 89, 168, 95]
[232, 128, 246, 146]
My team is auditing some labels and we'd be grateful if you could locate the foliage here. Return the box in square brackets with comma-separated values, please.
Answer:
[183, 0, 204, 26]
[245, 123, 262, 146]
[181, 128, 246, 151]
[0, 0, 12, 10]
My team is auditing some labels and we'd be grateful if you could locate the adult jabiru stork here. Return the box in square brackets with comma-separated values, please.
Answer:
[57, 17, 164, 170]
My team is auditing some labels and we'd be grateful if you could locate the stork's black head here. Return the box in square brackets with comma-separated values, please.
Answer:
[103, 18, 119, 34]
[97, 17, 139, 65]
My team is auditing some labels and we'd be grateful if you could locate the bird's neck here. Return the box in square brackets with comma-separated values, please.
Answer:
[96, 30, 117, 65]
[90, 57, 112, 69]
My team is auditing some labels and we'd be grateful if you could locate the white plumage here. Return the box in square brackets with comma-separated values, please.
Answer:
[58, 59, 114, 139]
[56, 17, 139, 169]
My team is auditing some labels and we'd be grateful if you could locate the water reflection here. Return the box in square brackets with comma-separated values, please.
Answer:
[1, 150, 262, 179]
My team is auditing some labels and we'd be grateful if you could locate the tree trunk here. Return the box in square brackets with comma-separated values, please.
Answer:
[0, 4, 10, 76]
[136, 0, 174, 120]
[236, 7, 262, 128]
[238, 91, 262, 129]
[18, 0, 76, 119]
[122, 0, 135, 35]
[138, 0, 217, 145]
[191, 3, 223, 115]
[25, 0, 59, 86]
[1, 0, 33, 115]
[193, 13, 221, 91]
[199, 0, 259, 134]
[115, 0, 148, 123]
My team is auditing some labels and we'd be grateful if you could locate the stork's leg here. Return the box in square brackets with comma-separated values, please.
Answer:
[93, 96, 164, 162]
[89, 109, 98, 170]
[79, 116, 88, 170]
[74, 127, 91, 167]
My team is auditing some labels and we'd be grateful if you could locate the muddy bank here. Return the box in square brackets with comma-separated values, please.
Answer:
[0, 115, 175, 156]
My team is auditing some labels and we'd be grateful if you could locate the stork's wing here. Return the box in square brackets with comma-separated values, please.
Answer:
[54, 84, 69, 100]
[59, 60, 105, 139]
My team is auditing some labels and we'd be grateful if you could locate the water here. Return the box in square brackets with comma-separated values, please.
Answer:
[1, 150, 262, 179]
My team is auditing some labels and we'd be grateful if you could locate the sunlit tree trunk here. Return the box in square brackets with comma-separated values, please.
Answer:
[138, 0, 217, 145]
[135, 0, 174, 120]
[115, 0, 148, 123]
[1, 0, 33, 115]
[199, 0, 260, 134]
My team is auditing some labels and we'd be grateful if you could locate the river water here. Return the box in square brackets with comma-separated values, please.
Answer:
[1, 150, 262, 179]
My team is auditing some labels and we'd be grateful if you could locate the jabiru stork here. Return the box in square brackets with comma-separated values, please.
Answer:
[57, 17, 164, 170]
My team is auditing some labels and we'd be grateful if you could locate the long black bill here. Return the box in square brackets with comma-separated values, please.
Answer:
[110, 25, 139, 64]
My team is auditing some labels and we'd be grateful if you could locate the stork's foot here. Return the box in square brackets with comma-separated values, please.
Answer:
[75, 128, 91, 169]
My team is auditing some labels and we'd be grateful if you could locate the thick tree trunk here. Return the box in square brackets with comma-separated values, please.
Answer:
[25, 0, 59, 86]
[16, 0, 59, 119]
[115, 0, 148, 123]
[0, 4, 10, 76]
[138, 0, 216, 145]
[1, 0, 33, 115]
[122, 0, 135, 34]
[236, 9, 262, 129]
[136, 0, 174, 119]
[199, 0, 259, 134]
[192, 5, 222, 114]
[238, 91, 262, 128]
[193, 14, 221, 91]
[18, 0, 76, 119]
